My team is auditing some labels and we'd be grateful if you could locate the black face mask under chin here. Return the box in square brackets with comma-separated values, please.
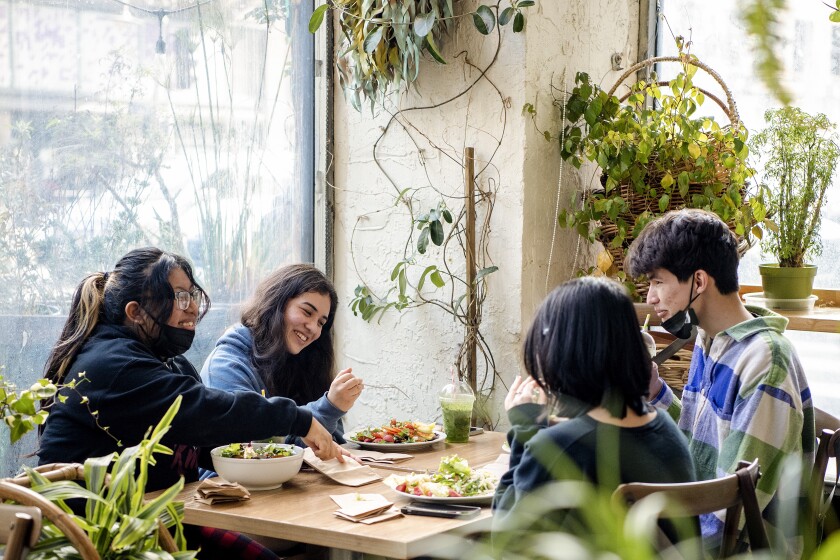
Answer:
[661, 277, 700, 339]
[150, 324, 195, 360]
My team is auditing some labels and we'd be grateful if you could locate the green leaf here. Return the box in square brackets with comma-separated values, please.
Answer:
[308, 4, 329, 34]
[831, 10, 840, 23]
[425, 33, 446, 64]
[363, 26, 384, 54]
[430, 270, 445, 288]
[475, 266, 499, 283]
[661, 173, 674, 189]
[398, 269, 407, 297]
[442, 209, 453, 223]
[659, 194, 670, 213]
[499, 7, 515, 25]
[687, 142, 701, 159]
[513, 11, 525, 32]
[414, 12, 435, 37]
[472, 5, 496, 35]
[517, 0, 536, 6]
[417, 228, 430, 254]
[390, 262, 403, 281]
[678, 172, 690, 197]
[417, 265, 437, 291]
[430, 220, 444, 245]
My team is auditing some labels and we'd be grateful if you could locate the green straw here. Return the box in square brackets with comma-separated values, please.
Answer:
[643, 313, 651, 331]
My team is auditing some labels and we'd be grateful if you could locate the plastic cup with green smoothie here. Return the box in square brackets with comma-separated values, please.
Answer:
[439, 380, 475, 443]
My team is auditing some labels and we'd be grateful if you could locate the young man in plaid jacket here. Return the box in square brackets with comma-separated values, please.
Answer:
[626, 208, 815, 553]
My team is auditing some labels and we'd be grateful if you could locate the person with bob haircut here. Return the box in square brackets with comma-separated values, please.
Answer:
[200, 263, 363, 453]
[492, 276, 695, 527]
[626, 208, 814, 551]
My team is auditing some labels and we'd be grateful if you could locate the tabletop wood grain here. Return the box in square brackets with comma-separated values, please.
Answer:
[153, 431, 509, 559]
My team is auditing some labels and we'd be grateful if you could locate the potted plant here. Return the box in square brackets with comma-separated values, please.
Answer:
[0, 375, 193, 558]
[751, 107, 840, 300]
[537, 44, 764, 297]
[308, 0, 533, 111]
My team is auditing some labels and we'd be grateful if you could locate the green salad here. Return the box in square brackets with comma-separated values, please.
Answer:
[219, 443, 294, 459]
[386, 454, 498, 498]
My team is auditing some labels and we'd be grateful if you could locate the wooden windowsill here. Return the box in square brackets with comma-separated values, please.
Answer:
[635, 286, 840, 334]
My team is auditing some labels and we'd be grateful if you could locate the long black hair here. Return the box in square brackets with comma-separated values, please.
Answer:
[523, 276, 651, 418]
[240, 264, 338, 405]
[43, 247, 209, 390]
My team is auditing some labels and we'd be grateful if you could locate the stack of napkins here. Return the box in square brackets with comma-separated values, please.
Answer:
[331, 493, 402, 524]
[193, 477, 251, 505]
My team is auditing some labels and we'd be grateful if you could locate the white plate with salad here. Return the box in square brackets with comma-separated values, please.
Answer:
[383, 455, 498, 505]
[344, 419, 445, 451]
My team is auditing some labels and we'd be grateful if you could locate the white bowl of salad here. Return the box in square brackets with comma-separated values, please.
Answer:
[210, 442, 304, 490]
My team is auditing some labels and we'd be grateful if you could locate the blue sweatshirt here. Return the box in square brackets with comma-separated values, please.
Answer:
[200, 324, 346, 447]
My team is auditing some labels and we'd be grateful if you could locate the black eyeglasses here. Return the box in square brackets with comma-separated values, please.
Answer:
[173, 287, 202, 311]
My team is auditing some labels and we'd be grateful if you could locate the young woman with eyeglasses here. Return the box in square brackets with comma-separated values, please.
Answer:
[199, 264, 363, 458]
[38, 247, 346, 495]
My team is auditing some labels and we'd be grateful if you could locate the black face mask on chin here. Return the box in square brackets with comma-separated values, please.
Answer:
[150, 324, 195, 360]
[661, 275, 700, 339]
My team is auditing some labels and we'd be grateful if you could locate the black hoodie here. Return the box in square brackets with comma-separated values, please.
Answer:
[38, 323, 313, 492]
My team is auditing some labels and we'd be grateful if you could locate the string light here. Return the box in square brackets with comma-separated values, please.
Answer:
[108, 0, 214, 54]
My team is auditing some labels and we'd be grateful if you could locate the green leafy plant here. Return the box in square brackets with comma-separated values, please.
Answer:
[309, 0, 534, 111]
[0, 374, 193, 557]
[751, 107, 840, 268]
[20, 396, 195, 559]
[532, 46, 764, 290]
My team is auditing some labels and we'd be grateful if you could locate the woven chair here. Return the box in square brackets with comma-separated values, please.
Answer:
[0, 462, 178, 559]
[614, 459, 769, 558]
[0, 503, 41, 560]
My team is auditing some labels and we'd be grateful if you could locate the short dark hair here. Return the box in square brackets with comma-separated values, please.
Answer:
[625, 209, 740, 294]
[523, 276, 651, 418]
[241, 264, 338, 404]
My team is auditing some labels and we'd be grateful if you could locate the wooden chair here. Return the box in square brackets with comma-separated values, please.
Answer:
[0, 462, 179, 559]
[613, 459, 769, 558]
[0, 503, 41, 560]
[808, 407, 840, 545]
[815, 407, 840, 435]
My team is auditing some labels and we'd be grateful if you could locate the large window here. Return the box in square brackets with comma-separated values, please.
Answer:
[656, 0, 840, 289]
[0, 0, 316, 475]
[656, 1, 840, 415]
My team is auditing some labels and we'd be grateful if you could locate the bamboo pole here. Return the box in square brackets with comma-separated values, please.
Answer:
[465, 147, 477, 393]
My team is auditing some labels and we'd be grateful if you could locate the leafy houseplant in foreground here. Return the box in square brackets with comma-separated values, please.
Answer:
[751, 107, 840, 300]
[309, 0, 533, 111]
[0, 387, 194, 558]
[543, 47, 763, 295]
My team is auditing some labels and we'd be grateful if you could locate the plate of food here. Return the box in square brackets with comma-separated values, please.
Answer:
[383, 455, 498, 505]
[345, 419, 445, 451]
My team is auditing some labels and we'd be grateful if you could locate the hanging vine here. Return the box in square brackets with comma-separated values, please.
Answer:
[311, 0, 533, 428]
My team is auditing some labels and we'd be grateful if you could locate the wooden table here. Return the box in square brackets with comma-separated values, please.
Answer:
[160, 431, 508, 559]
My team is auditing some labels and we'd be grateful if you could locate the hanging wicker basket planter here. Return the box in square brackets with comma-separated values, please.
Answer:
[558, 51, 763, 299]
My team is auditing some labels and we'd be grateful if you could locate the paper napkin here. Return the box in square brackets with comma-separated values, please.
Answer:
[193, 477, 251, 505]
[330, 493, 402, 524]
[303, 448, 382, 486]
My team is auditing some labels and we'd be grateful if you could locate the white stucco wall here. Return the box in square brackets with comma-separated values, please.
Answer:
[332, 1, 641, 431]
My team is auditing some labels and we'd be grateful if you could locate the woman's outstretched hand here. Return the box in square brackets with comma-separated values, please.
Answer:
[328, 368, 363, 412]
[504, 375, 548, 411]
[302, 418, 346, 462]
